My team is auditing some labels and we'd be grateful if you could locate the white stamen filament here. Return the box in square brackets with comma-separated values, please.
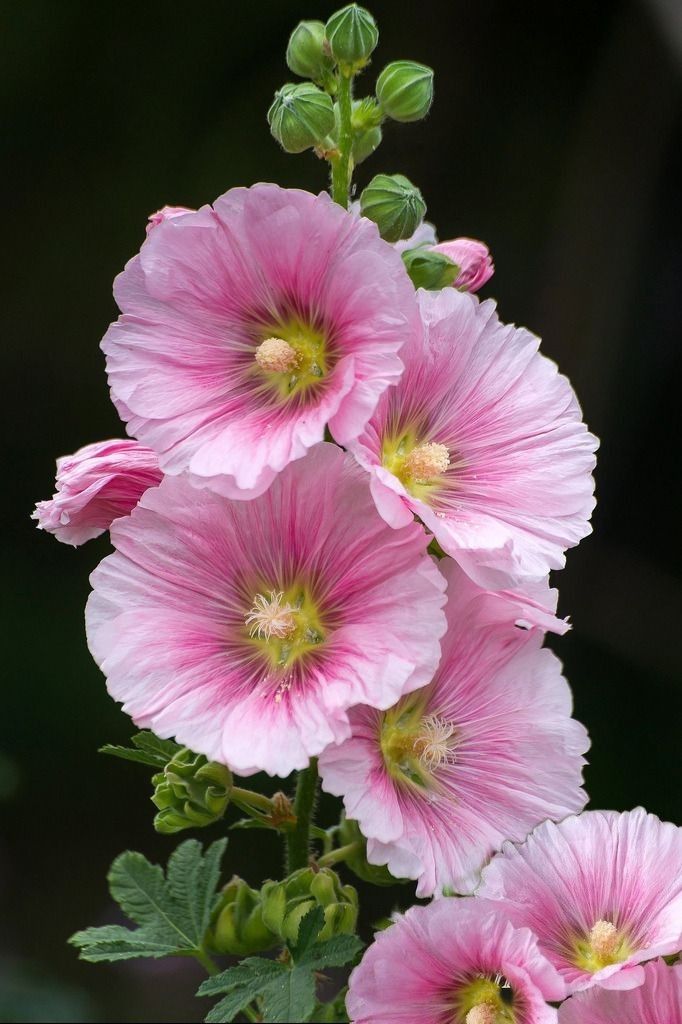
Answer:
[404, 442, 450, 483]
[412, 714, 458, 770]
[246, 591, 297, 641]
[589, 919, 620, 959]
[466, 1005, 497, 1024]
[255, 336, 299, 373]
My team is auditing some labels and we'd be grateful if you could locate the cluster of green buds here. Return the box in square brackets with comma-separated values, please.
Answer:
[209, 876, 279, 956]
[151, 748, 232, 834]
[269, 4, 435, 242]
[261, 866, 358, 945]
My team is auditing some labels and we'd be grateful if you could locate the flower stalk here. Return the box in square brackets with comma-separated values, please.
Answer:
[286, 758, 320, 871]
[331, 71, 354, 208]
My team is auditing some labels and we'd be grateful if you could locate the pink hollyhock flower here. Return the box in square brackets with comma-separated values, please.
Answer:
[349, 287, 598, 592]
[85, 443, 447, 777]
[346, 897, 565, 1023]
[432, 236, 495, 292]
[477, 808, 682, 995]
[103, 184, 416, 499]
[32, 439, 162, 546]
[145, 205, 193, 232]
[559, 959, 682, 1024]
[319, 558, 588, 897]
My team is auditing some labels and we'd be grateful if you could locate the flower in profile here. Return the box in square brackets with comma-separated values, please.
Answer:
[431, 236, 495, 292]
[346, 897, 565, 1023]
[350, 287, 598, 591]
[103, 184, 416, 499]
[85, 443, 447, 777]
[477, 808, 682, 994]
[319, 559, 588, 896]
[559, 959, 682, 1024]
[32, 439, 162, 546]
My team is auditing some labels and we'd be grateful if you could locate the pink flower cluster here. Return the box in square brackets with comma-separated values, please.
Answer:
[34, 184, 679, 1019]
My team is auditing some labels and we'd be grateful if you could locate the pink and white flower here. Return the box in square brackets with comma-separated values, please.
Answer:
[477, 808, 682, 995]
[346, 897, 566, 1023]
[349, 287, 598, 592]
[319, 559, 588, 896]
[103, 184, 416, 499]
[431, 236, 495, 292]
[559, 959, 682, 1024]
[85, 443, 447, 777]
[32, 439, 162, 546]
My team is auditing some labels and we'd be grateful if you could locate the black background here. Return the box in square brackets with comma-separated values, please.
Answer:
[2, 1, 681, 1020]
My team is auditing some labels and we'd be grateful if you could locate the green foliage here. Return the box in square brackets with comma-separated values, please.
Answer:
[99, 730, 181, 768]
[198, 906, 362, 1023]
[70, 838, 227, 963]
[152, 749, 233, 834]
[402, 246, 460, 291]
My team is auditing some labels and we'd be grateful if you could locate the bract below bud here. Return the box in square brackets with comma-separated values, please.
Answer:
[360, 173, 426, 243]
[268, 82, 335, 154]
[376, 60, 434, 122]
[325, 4, 378, 72]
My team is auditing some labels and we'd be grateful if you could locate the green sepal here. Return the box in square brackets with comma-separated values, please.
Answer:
[401, 246, 460, 290]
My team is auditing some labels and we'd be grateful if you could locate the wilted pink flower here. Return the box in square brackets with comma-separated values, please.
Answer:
[145, 205, 193, 232]
[86, 443, 447, 777]
[432, 236, 495, 292]
[347, 897, 565, 1024]
[103, 184, 416, 499]
[350, 287, 598, 592]
[478, 808, 682, 995]
[319, 559, 588, 896]
[559, 959, 682, 1024]
[32, 439, 162, 546]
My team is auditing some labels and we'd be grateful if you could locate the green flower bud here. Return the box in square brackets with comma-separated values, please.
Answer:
[268, 83, 335, 154]
[286, 20, 336, 87]
[209, 876, 279, 956]
[359, 173, 426, 243]
[151, 748, 232, 834]
[376, 60, 434, 122]
[340, 818, 408, 886]
[325, 4, 378, 72]
[333, 98, 383, 164]
[401, 246, 459, 290]
[261, 867, 358, 945]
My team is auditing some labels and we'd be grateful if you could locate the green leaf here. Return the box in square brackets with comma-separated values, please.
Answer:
[289, 905, 324, 960]
[99, 731, 181, 767]
[70, 839, 227, 965]
[297, 934, 363, 972]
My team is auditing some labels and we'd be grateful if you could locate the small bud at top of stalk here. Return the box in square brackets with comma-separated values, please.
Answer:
[325, 4, 378, 73]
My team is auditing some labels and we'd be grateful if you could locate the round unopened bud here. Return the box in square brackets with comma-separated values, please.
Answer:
[402, 246, 460, 290]
[210, 876, 278, 956]
[286, 20, 335, 86]
[151, 749, 232, 834]
[360, 173, 427, 243]
[376, 60, 434, 122]
[325, 4, 378, 72]
[268, 83, 335, 154]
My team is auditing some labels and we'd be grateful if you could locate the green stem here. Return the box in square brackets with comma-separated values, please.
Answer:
[286, 758, 319, 872]
[231, 787, 276, 814]
[317, 841, 361, 867]
[195, 946, 220, 976]
[331, 72, 354, 208]
[242, 1006, 260, 1023]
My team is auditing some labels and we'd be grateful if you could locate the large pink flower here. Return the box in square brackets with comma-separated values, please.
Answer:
[32, 439, 162, 546]
[346, 898, 566, 1023]
[319, 559, 588, 896]
[477, 808, 682, 995]
[102, 184, 416, 499]
[349, 287, 598, 591]
[85, 443, 447, 777]
[559, 959, 682, 1024]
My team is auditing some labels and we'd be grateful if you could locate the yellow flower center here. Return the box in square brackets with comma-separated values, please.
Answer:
[380, 695, 458, 789]
[245, 585, 325, 677]
[253, 319, 330, 400]
[450, 976, 516, 1024]
[572, 919, 632, 973]
[382, 429, 451, 500]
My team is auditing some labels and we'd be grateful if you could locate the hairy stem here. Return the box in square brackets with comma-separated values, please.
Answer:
[331, 72, 354, 208]
[231, 787, 277, 815]
[317, 841, 361, 868]
[286, 758, 319, 872]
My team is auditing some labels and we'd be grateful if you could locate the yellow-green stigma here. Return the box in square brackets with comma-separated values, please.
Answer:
[254, 319, 330, 400]
[380, 697, 458, 789]
[245, 586, 325, 678]
[452, 975, 516, 1024]
[382, 429, 450, 500]
[572, 919, 632, 973]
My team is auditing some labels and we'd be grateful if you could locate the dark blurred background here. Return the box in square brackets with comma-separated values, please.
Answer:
[2, 0, 681, 1020]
